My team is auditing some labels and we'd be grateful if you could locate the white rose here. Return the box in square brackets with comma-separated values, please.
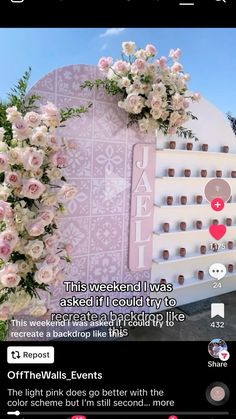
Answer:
[0, 186, 11, 201]
[30, 127, 47, 148]
[0, 127, 5, 141]
[59, 185, 77, 200]
[24, 112, 41, 128]
[29, 300, 48, 317]
[135, 49, 147, 60]
[46, 167, 61, 181]
[6, 106, 22, 123]
[25, 240, 44, 260]
[8, 290, 31, 314]
[41, 194, 59, 206]
[117, 77, 131, 89]
[35, 266, 54, 284]
[122, 41, 136, 56]
[18, 260, 33, 275]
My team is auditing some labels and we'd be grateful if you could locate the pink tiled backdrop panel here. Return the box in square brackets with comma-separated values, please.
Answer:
[28, 64, 156, 316]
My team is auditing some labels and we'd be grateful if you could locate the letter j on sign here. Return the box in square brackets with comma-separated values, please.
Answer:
[129, 144, 156, 271]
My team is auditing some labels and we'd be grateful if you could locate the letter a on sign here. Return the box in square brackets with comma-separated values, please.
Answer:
[129, 144, 156, 271]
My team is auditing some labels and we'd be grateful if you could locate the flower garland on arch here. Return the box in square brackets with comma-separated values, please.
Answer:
[82, 41, 200, 140]
[0, 69, 90, 325]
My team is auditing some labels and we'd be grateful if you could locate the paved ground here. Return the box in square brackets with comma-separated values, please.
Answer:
[123, 291, 236, 341]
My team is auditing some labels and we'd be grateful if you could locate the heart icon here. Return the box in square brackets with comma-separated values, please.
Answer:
[209, 224, 227, 240]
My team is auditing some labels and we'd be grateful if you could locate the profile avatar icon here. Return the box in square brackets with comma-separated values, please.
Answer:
[208, 338, 227, 359]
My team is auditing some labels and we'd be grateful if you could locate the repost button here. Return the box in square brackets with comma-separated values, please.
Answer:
[7, 347, 54, 364]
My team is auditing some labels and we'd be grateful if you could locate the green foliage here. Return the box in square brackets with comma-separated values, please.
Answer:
[10, 252, 26, 263]
[0, 321, 8, 341]
[0, 173, 5, 183]
[0, 288, 13, 305]
[177, 126, 199, 142]
[227, 112, 236, 135]
[81, 79, 122, 96]
[20, 272, 50, 299]
[0, 221, 6, 232]
[44, 223, 58, 235]
[7, 67, 40, 114]
[60, 103, 92, 123]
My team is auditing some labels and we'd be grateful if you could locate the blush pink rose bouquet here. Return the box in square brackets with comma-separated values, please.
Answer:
[0, 69, 90, 327]
[82, 41, 200, 140]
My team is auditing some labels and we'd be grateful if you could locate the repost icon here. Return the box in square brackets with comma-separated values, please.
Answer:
[211, 303, 225, 318]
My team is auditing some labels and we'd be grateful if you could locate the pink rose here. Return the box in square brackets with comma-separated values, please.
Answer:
[113, 60, 129, 74]
[1, 229, 18, 248]
[51, 151, 67, 168]
[21, 179, 45, 200]
[193, 92, 201, 102]
[159, 56, 167, 69]
[45, 254, 60, 268]
[13, 119, 32, 140]
[27, 221, 45, 237]
[0, 305, 11, 321]
[183, 98, 190, 108]
[35, 266, 54, 284]
[3, 263, 18, 274]
[67, 139, 77, 150]
[53, 269, 64, 282]
[0, 201, 7, 220]
[0, 153, 8, 171]
[131, 59, 147, 74]
[0, 202, 13, 220]
[0, 240, 11, 261]
[31, 128, 47, 147]
[43, 235, 57, 250]
[41, 102, 59, 117]
[23, 150, 44, 171]
[98, 56, 113, 72]
[48, 135, 61, 150]
[125, 94, 144, 114]
[65, 243, 73, 254]
[183, 73, 190, 81]
[38, 209, 55, 226]
[145, 44, 157, 57]
[169, 48, 181, 61]
[41, 102, 60, 128]
[1, 273, 21, 288]
[24, 112, 41, 128]
[5, 172, 21, 187]
[171, 62, 183, 73]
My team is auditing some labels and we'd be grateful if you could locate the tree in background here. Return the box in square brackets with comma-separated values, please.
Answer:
[227, 113, 236, 135]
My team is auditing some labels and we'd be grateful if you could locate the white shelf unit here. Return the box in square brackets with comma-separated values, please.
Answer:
[151, 113, 236, 308]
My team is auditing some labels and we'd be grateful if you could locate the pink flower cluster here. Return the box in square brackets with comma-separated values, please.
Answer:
[0, 102, 77, 321]
[98, 42, 200, 135]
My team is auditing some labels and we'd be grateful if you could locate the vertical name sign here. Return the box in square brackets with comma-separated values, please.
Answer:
[129, 144, 156, 271]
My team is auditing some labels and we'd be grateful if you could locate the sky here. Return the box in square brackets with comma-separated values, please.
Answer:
[0, 27, 236, 115]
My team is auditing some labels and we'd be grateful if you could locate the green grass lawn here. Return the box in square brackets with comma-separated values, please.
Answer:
[0, 321, 7, 341]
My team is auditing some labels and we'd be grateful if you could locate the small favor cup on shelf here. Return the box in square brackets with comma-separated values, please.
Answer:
[198, 270, 204, 280]
[166, 196, 174, 205]
[180, 196, 187, 205]
[178, 275, 185, 285]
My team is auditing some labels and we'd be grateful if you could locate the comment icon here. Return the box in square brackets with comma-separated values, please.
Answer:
[209, 263, 226, 280]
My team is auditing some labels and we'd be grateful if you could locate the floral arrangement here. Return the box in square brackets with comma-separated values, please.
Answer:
[82, 41, 200, 139]
[0, 69, 90, 328]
